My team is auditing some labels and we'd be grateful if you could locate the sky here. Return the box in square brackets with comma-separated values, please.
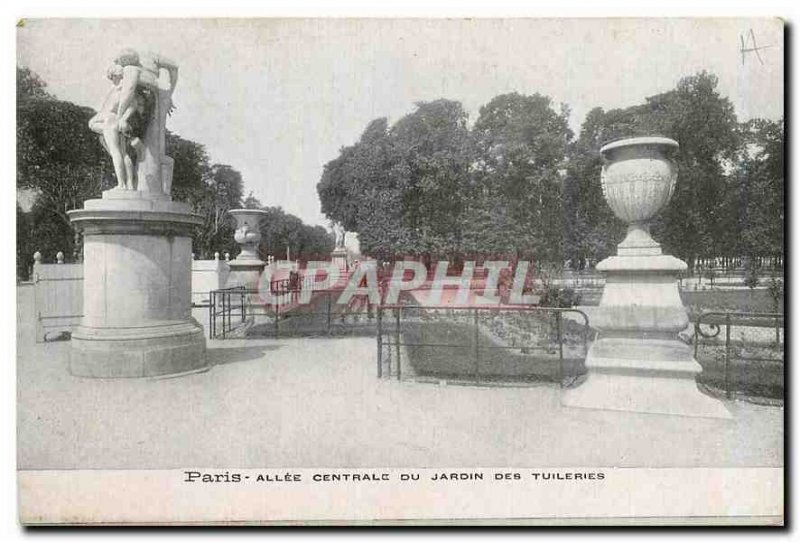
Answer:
[16, 17, 783, 227]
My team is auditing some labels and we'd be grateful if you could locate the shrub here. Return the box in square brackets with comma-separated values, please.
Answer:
[702, 266, 717, 286]
[539, 286, 581, 308]
[744, 264, 760, 289]
[766, 276, 784, 312]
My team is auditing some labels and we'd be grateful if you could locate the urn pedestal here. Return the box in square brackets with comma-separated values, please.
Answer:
[562, 137, 729, 418]
[331, 247, 348, 271]
[68, 190, 207, 378]
[226, 209, 269, 292]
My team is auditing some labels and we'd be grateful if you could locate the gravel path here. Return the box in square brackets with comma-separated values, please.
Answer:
[17, 287, 782, 470]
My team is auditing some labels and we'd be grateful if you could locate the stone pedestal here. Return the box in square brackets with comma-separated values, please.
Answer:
[562, 137, 729, 419]
[68, 190, 207, 378]
[227, 260, 267, 292]
[331, 247, 348, 271]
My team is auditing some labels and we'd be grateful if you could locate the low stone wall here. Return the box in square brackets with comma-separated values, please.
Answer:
[192, 257, 230, 306]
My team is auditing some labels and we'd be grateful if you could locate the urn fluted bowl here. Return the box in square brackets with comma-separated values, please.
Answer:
[234, 227, 260, 245]
[229, 208, 268, 260]
[599, 137, 679, 224]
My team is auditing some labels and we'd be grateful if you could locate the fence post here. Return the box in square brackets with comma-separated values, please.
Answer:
[209, 290, 214, 339]
[227, 291, 233, 338]
[221, 291, 227, 339]
[581, 311, 589, 368]
[556, 311, 564, 387]
[33, 252, 41, 283]
[228, 291, 233, 337]
[327, 292, 332, 334]
[377, 306, 383, 378]
[274, 303, 279, 338]
[724, 313, 731, 399]
[395, 308, 401, 380]
[473, 309, 480, 380]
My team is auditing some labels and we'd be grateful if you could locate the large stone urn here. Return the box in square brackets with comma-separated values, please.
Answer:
[562, 137, 729, 418]
[226, 209, 269, 291]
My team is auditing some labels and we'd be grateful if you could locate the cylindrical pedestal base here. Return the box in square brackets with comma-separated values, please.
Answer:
[71, 321, 207, 378]
[68, 193, 208, 378]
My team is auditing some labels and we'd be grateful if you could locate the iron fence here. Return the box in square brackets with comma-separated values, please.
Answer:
[694, 311, 784, 400]
[376, 304, 590, 387]
[208, 286, 247, 339]
[208, 286, 377, 339]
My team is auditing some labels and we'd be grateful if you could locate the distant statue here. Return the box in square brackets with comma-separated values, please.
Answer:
[90, 48, 178, 196]
[333, 223, 346, 250]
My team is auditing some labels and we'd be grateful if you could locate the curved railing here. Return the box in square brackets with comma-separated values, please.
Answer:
[694, 311, 784, 399]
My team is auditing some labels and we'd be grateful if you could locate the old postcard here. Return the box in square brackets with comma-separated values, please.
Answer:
[15, 17, 784, 525]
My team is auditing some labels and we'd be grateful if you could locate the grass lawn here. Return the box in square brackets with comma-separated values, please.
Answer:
[684, 288, 784, 400]
[682, 288, 782, 316]
[399, 315, 587, 384]
[694, 336, 784, 400]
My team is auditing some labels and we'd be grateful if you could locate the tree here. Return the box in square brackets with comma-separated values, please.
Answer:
[17, 91, 115, 261]
[166, 132, 212, 206]
[318, 117, 391, 232]
[470, 92, 572, 264]
[563, 107, 626, 268]
[390, 100, 472, 262]
[17, 204, 33, 280]
[17, 66, 52, 101]
[243, 192, 263, 209]
[641, 72, 741, 264]
[318, 95, 572, 265]
[731, 118, 784, 260]
[253, 206, 333, 262]
[27, 199, 78, 267]
[318, 116, 414, 261]
[191, 163, 244, 259]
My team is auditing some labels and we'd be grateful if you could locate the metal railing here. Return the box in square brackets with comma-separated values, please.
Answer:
[208, 286, 377, 339]
[694, 311, 784, 399]
[208, 286, 247, 339]
[376, 304, 590, 387]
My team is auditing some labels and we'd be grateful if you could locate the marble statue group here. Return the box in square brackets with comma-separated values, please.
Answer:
[68, 47, 207, 378]
[89, 48, 178, 196]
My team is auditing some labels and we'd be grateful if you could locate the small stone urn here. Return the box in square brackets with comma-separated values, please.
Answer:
[232, 209, 266, 260]
[562, 137, 729, 418]
[226, 209, 269, 291]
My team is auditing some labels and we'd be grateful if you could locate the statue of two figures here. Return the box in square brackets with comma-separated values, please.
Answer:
[89, 48, 178, 198]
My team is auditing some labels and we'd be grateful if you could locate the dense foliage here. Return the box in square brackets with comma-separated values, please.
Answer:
[318, 72, 784, 271]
